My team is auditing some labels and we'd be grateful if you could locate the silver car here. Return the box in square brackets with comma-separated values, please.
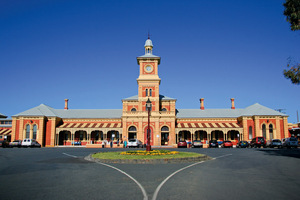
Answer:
[127, 139, 143, 148]
[282, 137, 298, 148]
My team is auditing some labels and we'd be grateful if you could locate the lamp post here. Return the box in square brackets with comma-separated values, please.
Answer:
[146, 98, 152, 152]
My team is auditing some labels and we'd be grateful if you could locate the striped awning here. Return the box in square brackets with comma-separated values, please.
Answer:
[58, 122, 122, 129]
[0, 129, 12, 135]
[177, 122, 242, 129]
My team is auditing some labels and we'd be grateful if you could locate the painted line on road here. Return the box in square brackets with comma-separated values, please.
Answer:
[152, 153, 232, 200]
[95, 161, 148, 200]
[62, 153, 78, 158]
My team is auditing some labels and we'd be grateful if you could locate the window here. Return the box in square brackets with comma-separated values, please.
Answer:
[26, 124, 30, 138]
[149, 89, 152, 96]
[33, 125, 37, 140]
[161, 108, 167, 112]
[131, 108, 137, 112]
[145, 89, 148, 96]
[262, 124, 266, 138]
[269, 124, 273, 140]
[161, 126, 169, 145]
[249, 126, 253, 140]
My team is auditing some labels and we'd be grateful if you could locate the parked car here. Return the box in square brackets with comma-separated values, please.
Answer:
[177, 140, 187, 148]
[192, 140, 203, 148]
[209, 140, 219, 148]
[249, 137, 266, 148]
[222, 140, 233, 148]
[236, 141, 249, 148]
[267, 139, 282, 148]
[9, 140, 22, 148]
[22, 138, 41, 148]
[127, 139, 143, 148]
[0, 140, 10, 148]
[282, 137, 298, 149]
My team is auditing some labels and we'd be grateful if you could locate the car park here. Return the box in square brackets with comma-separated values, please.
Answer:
[222, 140, 233, 148]
[267, 139, 282, 148]
[192, 140, 203, 148]
[209, 140, 218, 148]
[282, 137, 298, 148]
[177, 140, 187, 148]
[249, 137, 266, 148]
[9, 140, 22, 148]
[0, 140, 10, 148]
[236, 141, 249, 148]
[127, 139, 143, 148]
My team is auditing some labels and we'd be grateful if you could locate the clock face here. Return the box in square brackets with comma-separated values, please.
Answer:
[145, 65, 153, 73]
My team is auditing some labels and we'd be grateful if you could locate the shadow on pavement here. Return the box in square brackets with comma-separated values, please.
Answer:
[258, 148, 300, 159]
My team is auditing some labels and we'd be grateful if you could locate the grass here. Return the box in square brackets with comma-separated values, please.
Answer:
[92, 150, 204, 160]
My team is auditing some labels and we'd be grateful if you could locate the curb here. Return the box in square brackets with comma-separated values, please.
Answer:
[85, 154, 212, 164]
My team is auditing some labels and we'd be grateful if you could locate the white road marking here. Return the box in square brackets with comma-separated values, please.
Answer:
[62, 153, 78, 158]
[94, 161, 149, 200]
[152, 154, 232, 200]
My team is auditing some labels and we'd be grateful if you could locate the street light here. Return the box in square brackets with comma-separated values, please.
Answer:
[146, 98, 152, 152]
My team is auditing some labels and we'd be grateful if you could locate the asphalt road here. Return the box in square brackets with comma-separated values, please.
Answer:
[1, 147, 300, 200]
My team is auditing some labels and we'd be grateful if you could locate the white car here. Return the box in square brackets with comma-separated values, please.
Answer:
[22, 138, 41, 148]
[127, 139, 143, 148]
[282, 137, 298, 148]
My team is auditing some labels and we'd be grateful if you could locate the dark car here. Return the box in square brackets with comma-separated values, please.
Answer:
[236, 141, 249, 148]
[31, 140, 41, 148]
[177, 140, 187, 148]
[250, 137, 266, 148]
[267, 139, 282, 148]
[9, 140, 22, 148]
[192, 140, 203, 148]
[209, 140, 218, 148]
[0, 140, 10, 148]
[222, 140, 233, 148]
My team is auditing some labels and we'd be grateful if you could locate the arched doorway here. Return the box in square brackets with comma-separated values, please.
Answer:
[178, 130, 191, 142]
[161, 126, 169, 145]
[262, 124, 267, 139]
[91, 130, 103, 144]
[59, 131, 71, 145]
[75, 130, 87, 145]
[128, 126, 137, 140]
[211, 130, 223, 141]
[194, 130, 207, 142]
[107, 130, 119, 142]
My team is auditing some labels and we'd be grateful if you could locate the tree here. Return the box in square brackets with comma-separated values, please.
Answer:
[283, 0, 300, 85]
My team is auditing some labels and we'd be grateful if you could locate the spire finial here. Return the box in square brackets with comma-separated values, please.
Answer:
[148, 30, 150, 39]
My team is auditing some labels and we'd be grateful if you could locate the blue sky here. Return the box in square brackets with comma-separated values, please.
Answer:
[1, 0, 299, 123]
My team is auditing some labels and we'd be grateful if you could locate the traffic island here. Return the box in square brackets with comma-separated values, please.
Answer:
[85, 150, 212, 164]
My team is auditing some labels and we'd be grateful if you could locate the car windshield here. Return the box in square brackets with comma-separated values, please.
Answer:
[272, 139, 281, 142]
[193, 140, 201, 142]
[211, 140, 217, 142]
[257, 137, 264, 142]
[129, 139, 136, 142]
[290, 137, 297, 141]
[224, 141, 231, 143]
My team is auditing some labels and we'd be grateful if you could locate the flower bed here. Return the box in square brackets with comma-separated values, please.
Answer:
[120, 150, 179, 156]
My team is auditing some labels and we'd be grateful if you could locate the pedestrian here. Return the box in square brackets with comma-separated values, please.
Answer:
[117, 139, 119, 146]
[102, 140, 105, 148]
[110, 140, 113, 148]
[124, 140, 127, 148]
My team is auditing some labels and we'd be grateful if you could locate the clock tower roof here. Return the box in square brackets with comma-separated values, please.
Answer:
[137, 37, 160, 64]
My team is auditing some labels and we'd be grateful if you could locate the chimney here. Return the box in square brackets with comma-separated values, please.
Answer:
[231, 98, 235, 109]
[200, 98, 204, 110]
[64, 99, 69, 110]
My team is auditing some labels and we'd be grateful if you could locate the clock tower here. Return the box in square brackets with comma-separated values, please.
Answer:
[136, 37, 161, 112]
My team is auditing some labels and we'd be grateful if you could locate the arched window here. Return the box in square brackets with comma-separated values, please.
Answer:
[149, 89, 152, 96]
[145, 89, 148, 96]
[26, 124, 30, 138]
[249, 126, 253, 140]
[128, 126, 137, 139]
[269, 124, 273, 140]
[33, 124, 37, 140]
[131, 108, 137, 112]
[262, 124, 266, 139]
[161, 108, 167, 112]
